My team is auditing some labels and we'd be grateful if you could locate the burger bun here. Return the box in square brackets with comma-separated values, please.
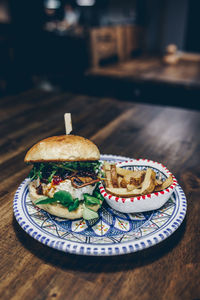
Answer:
[24, 135, 100, 163]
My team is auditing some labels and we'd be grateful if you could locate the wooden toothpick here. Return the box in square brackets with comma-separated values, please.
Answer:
[64, 113, 72, 134]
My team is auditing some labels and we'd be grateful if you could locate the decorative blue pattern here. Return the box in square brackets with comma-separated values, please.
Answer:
[13, 154, 187, 256]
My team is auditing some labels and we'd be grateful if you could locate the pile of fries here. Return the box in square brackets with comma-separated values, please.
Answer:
[103, 162, 173, 198]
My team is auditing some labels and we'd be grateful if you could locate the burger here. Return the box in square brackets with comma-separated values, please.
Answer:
[24, 135, 104, 220]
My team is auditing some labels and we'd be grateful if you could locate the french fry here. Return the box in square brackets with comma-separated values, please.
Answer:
[120, 177, 128, 188]
[104, 162, 111, 171]
[110, 164, 118, 188]
[154, 175, 173, 191]
[140, 168, 155, 195]
[116, 167, 134, 176]
[105, 170, 112, 188]
[130, 171, 145, 186]
[151, 170, 156, 181]
[121, 171, 144, 185]
[155, 179, 163, 187]
[126, 184, 138, 191]
[117, 176, 123, 187]
[103, 163, 174, 198]
[106, 187, 142, 197]
[123, 174, 133, 185]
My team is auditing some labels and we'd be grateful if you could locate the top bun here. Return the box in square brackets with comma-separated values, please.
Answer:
[24, 135, 100, 162]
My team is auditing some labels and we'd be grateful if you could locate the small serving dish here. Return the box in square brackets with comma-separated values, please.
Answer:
[99, 158, 178, 213]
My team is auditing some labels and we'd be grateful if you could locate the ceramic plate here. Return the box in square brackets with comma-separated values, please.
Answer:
[13, 155, 187, 256]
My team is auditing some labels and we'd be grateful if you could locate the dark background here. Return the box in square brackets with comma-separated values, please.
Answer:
[0, 0, 200, 109]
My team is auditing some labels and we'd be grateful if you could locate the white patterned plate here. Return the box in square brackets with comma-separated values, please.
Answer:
[13, 155, 187, 256]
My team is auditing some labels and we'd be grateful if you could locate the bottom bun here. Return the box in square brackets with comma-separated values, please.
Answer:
[29, 181, 100, 220]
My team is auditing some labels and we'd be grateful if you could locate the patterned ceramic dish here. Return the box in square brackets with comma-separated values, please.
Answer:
[99, 159, 178, 213]
[13, 155, 186, 256]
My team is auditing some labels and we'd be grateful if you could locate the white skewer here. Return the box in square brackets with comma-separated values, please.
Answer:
[64, 113, 72, 135]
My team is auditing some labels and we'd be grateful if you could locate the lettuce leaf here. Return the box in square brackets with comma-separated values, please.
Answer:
[34, 185, 104, 220]
[53, 191, 73, 204]
[82, 204, 99, 220]
[83, 194, 101, 206]
[35, 191, 79, 211]
[28, 161, 101, 181]
[68, 199, 79, 212]
[93, 190, 104, 202]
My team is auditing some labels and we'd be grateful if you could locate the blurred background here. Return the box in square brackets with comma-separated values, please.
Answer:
[0, 0, 200, 109]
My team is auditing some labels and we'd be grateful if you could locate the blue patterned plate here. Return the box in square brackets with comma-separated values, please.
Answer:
[13, 155, 187, 256]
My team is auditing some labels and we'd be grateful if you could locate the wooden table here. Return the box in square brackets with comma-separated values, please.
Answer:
[86, 56, 200, 110]
[1, 89, 200, 300]
[88, 56, 200, 88]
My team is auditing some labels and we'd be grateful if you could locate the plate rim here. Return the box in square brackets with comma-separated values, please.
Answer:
[13, 154, 187, 256]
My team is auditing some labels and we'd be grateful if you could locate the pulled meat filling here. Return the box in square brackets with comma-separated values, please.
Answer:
[39, 170, 100, 190]
[36, 184, 43, 195]
[71, 176, 100, 188]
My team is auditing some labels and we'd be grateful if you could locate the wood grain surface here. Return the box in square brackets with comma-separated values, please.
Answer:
[88, 56, 200, 88]
[0, 89, 200, 300]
